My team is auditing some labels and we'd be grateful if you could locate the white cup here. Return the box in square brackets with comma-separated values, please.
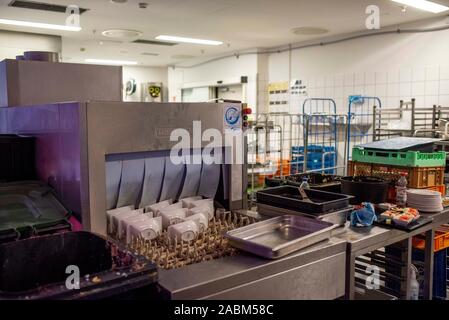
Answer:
[167, 220, 199, 242]
[181, 196, 203, 208]
[160, 208, 188, 228]
[124, 214, 150, 243]
[128, 217, 162, 242]
[157, 202, 183, 216]
[116, 209, 144, 239]
[189, 200, 214, 220]
[189, 198, 213, 209]
[106, 205, 135, 234]
[184, 212, 208, 232]
[144, 199, 172, 215]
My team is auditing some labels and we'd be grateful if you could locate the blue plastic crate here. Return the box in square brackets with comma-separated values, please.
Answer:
[291, 145, 335, 153]
[291, 145, 336, 175]
[412, 248, 447, 300]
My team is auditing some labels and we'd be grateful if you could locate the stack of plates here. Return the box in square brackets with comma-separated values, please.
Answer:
[406, 189, 443, 213]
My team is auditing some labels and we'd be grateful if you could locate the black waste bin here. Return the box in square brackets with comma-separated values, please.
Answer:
[0, 231, 157, 300]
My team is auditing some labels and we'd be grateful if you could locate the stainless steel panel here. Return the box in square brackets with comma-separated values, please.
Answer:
[202, 253, 346, 300]
[226, 215, 337, 259]
[0, 59, 122, 107]
[158, 238, 346, 299]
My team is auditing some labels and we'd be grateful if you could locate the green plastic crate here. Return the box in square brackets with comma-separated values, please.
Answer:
[352, 147, 447, 167]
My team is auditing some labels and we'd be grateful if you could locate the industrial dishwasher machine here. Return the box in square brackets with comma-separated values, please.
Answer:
[0, 101, 347, 300]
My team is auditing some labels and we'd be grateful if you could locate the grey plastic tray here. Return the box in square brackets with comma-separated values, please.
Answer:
[225, 215, 337, 259]
[356, 137, 441, 151]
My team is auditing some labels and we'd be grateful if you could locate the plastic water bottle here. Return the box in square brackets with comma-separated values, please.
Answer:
[410, 265, 420, 300]
[396, 172, 408, 207]
[300, 177, 310, 189]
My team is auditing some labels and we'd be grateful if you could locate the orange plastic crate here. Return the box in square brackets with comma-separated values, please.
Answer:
[412, 225, 449, 252]
[426, 185, 446, 196]
[349, 161, 445, 189]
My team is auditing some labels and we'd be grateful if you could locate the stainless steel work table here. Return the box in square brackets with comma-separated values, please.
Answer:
[157, 208, 449, 300]
[157, 236, 347, 300]
[335, 208, 449, 300]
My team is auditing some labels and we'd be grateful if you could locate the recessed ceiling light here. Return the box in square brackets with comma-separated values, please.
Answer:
[171, 54, 195, 59]
[0, 18, 81, 31]
[155, 35, 222, 45]
[85, 59, 138, 65]
[110, 0, 127, 3]
[142, 52, 159, 56]
[102, 29, 142, 39]
[391, 0, 449, 13]
[291, 27, 329, 35]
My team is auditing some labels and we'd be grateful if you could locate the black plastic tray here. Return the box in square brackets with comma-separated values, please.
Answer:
[256, 186, 353, 215]
[374, 216, 433, 231]
[265, 173, 342, 193]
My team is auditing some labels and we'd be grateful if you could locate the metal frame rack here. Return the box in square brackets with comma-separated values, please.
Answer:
[247, 109, 349, 203]
[347, 96, 382, 160]
[373, 99, 438, 140]
[300, 98, 339, 175]
[373, 100, 449, 140]
[247, 112, 302, 203]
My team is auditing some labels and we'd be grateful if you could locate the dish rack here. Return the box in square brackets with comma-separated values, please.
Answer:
[127, 211, 257, 270]
[352, 148, 446, 168]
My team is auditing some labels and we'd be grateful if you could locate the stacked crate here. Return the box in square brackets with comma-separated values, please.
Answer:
[291, 145, 336, 174]
[348, 147, 447, 199]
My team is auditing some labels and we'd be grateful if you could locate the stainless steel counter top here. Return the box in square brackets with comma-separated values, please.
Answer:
[335, 209, 449, 254]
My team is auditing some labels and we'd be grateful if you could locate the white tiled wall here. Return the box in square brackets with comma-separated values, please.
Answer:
[272, 66, 449, 114]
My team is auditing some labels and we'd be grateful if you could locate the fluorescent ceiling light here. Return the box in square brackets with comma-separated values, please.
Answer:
[0, 18, 81, 31]
[85, 59, 138, 65]
[155, 35, 222, 45]
[391, 0, 449, 13]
